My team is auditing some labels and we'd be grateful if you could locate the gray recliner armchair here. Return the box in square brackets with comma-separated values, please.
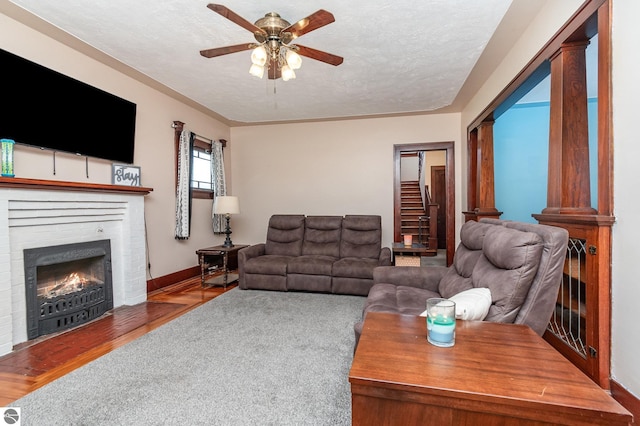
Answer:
[354, 219, 569, 345]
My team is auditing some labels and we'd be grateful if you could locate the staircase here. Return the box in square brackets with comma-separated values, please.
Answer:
[400, 180, 426, 242]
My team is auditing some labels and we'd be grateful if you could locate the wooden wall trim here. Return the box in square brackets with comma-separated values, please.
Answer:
[466, 129, 478, 212]
[147, 266, 200, 294]
[0, 176, 153, 194]
[611, 380, 640, 423]
[394, 142, 455, 265]
[597, 0, 613, 216]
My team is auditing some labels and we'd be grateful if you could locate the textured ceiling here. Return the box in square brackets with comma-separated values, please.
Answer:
[8, 0, 519, 125]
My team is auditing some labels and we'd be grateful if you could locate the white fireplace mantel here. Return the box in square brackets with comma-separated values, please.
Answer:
[0, 177, 153, 356]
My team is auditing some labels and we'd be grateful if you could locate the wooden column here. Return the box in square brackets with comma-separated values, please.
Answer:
[542, 41, 597, 216]
[464, 120, 502, 221]
[466, 129, 478, 213]
[534, 12, 615, 388]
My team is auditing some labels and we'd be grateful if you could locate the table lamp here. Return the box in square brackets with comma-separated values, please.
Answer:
[213, 196, 240, 247]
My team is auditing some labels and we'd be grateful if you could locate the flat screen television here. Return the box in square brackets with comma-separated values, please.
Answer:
[0, 48, 137, 164]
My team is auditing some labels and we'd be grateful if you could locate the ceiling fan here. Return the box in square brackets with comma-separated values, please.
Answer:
[200, 4, 343, 81]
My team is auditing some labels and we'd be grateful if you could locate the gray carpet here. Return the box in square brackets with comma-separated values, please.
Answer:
[14, 289, 366, 426]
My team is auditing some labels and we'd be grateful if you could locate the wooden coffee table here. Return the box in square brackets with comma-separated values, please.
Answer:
[349, 312, 632, 425]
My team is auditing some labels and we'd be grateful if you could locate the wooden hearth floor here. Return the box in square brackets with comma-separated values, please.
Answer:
[0, 276, 234, 405]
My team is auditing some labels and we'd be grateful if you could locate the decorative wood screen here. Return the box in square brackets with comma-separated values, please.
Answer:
[547, 237, 587, 358]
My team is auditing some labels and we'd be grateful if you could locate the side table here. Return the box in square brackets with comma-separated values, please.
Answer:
[349, 312, 632, 425]
[196, 244, 249, 288]
[391, 242, 436, 265]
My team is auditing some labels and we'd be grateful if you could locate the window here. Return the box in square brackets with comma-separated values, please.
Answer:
[191, 138, 213, 199]
[172, 121, 226, 200]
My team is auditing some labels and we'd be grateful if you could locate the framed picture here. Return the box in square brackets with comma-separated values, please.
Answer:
[112, 164, 141, 186]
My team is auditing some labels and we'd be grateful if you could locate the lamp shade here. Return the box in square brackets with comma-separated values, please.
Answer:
[251, 45, 267, 66]
[285, 49, 302, 70]
[249, 63, 265, 79]
[281, 65, 296, 81]
[213, 196, 240, 215]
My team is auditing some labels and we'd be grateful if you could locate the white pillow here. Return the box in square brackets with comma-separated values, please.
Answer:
[448, 287, 492, 321]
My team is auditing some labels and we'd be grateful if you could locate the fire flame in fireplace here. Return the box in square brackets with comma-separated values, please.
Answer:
[41, 272, 94, 299]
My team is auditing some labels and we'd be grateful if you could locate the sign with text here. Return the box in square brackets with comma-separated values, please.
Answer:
[112, 164, 141, 186]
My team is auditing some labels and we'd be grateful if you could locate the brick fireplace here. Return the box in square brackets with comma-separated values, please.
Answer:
[0, 178, 151, 356]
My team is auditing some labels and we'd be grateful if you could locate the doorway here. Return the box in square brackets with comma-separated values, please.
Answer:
[394, 142, 455, 265]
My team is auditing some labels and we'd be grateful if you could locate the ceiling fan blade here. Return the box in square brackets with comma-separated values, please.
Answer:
[267, 58, 281, 80]
[295, 45, 343, 66]
[200, 43, 252, 58]
[282, 9, 335, 40]
[207, 4, 267, 37]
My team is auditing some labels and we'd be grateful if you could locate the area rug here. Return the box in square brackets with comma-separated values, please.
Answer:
[14, 289, 366, 425]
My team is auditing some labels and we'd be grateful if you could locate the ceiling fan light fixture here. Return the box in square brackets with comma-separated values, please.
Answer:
[251, 45, 267, 66]
[201, 5, 342, 81]
[285, 49, 302, 70]
[281, 64, 296, 81]
[249, 63, 265, 79]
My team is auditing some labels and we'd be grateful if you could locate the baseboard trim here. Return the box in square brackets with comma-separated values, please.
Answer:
[611, 380, 639, 423]
[146, 266, 200, 293]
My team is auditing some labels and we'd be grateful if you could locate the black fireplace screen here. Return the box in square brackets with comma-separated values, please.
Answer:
[24, 239, 113, 339]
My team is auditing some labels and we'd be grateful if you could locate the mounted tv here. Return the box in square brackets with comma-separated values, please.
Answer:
[0, 48, 137, 164]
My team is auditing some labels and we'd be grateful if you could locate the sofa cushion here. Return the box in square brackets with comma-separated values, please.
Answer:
[244, 255, 293, 275]
[302, 216, 342, 257]
[502, 221, 569, 335]
[288, 255, 335, 275]
[364, 283, 439, 316]
[460, 219, 490, 250]
[264, 215, 305, 257]
[438, 220, 492, 298]
[474, 226, 544, 323]
[340, 215, 382, 259]
[448, 287, 492, 321]
[332, 257, 380, 279]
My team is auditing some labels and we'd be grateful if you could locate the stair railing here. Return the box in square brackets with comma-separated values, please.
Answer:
[418, 152, 427, 211]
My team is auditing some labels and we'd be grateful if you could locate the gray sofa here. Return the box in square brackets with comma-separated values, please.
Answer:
[238, 214, 392, 296]
[355, 218, 569, 344]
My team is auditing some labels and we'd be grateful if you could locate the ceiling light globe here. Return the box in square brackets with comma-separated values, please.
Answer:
[285, 50, 302, 70]
[281, 65, 296, 81]
[251, 45, 267, 66]
[249, 63, 265, 79]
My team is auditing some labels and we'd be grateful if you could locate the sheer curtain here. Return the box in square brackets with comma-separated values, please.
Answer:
[175, 130, 194, 239]
[211, 140, 227, 233]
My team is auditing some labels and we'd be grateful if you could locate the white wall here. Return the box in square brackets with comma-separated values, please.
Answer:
[424, 150, 446, 194]
[229, 114, 461, 249]
[400, 157, 419, 181]
[611, 0, 640, 398]
[0, 12, 231, 281]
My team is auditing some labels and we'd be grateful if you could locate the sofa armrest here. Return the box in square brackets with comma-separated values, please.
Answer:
[373, 265, 448, 292]
[378, 247, 392, 266]
[238, 243, 265, 289]
[238, 243, 265, 263]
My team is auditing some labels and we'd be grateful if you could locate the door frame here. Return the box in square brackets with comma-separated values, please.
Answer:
[431, 165, 447, 249]
[394, 142, 455, 265]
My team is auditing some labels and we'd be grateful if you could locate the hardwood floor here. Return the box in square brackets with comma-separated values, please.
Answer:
[0, 276, 234, 405]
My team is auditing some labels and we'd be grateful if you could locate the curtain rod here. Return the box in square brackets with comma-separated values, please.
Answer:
[193, 133, 212, 143]
[172, 121, 226, 146]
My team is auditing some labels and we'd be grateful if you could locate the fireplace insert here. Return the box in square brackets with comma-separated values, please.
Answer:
[24, 239, 113, 339]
